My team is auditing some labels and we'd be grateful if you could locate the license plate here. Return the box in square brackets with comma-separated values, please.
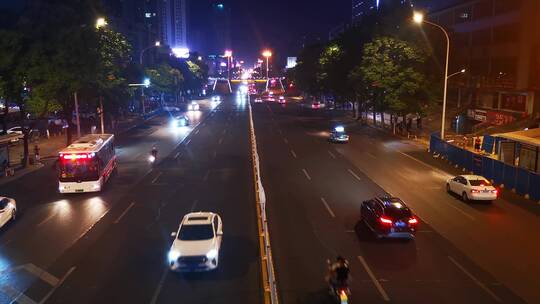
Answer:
[76, 189, 84, 192]
[395, 221, 406, 228]
[482, 190, 490, 193]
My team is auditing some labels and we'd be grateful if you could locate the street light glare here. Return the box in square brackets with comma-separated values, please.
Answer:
[461, 69, 466, 73]
[96, 17, 107, 29]
[143, 78, 150, 87]
[155, 41, 161, 47]
[413, 12, 424, 24]
[224, 50, 233, 57]
[262, 50, 272, 58]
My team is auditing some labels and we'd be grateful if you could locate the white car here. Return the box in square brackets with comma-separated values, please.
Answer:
[0, 197, 17, 228]
[187, 101, 200, 111]
[168, 212, 223, 272]
[446, 175, 498, 202]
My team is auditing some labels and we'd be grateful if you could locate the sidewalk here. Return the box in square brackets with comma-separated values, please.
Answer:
[0, 109, 161, 185]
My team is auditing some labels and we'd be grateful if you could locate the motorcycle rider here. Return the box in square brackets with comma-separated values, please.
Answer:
[327, 256, 350, 292]
[151, 146, 158, 157]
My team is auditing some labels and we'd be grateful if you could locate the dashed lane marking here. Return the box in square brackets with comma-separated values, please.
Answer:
[348, 169, 362, 182]
[149, 267, 169, 304]
[357, 256, 390, 302]
[114, 202, 135, 224]
[328, 150, 336, 159]
[290, 150, 297, 159]
[320, 197, 336, 218]
[151, 172, 163, 184]
[302, 169, 312, 181]
[448, 256, 502, 302]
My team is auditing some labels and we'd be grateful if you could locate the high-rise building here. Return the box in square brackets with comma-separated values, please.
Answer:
[352, 0, 411, 22]
[159, 0, 188, 49]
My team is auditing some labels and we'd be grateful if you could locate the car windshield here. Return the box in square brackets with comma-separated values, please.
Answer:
[469, 179, 491, 186]
[385, 207, 412, 220]
[178, 224, 214, 240]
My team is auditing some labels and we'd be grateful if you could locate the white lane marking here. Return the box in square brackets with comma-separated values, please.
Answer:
[37, 212, 57, 228]
[366, 152, 377, 159]
[39, 267, 76, 304]
[203, 170, 210, 181]
[0, 284, 36, 304]
[150, 267, 169, 304]
[348, 169, 362, 182]
[290, 150, 298, 159]
[446, 203, 475, 221]
[194, 129, 200, 135]
[213, 150, 217, 159]
[320, 197, 336, 218]
[23, 264, 59, 286]
[174, 152, 181, 159]
[283, 137, 289, 144]
[152, 172, 163, 184]
[218, 137, 224, 145]
[114, 202, 135, 224]
[185, 138, 191, 145]
[328, 150, 336, 159]
[357, 256, 390, 302]
[448, 256, 502, 302]
[302, 169, 312, 181]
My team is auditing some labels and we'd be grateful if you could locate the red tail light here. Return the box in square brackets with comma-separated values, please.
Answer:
[379, 217, 393, 225]
[471, 189, 480, 193]
[408, 217, 418, 225]
[492, 189, 498, 195]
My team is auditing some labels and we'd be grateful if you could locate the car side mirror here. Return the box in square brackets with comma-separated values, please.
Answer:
[170, 232, 177, 238]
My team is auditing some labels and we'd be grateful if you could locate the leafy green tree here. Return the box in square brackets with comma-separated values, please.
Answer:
[146, 63, 184, 102]
[358, 36, 428, 125]
[293, 43, 324, 96]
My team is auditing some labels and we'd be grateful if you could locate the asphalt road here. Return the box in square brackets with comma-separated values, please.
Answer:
[252, 101, 525, 304]
[0, 96, 262, 304]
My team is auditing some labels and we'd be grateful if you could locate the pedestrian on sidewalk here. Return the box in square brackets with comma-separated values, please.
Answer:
[474, 137, 482, 152]
[34, 144, 41, 163]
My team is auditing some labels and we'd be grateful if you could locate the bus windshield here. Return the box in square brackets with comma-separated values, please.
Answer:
[59, 158, 99, 182]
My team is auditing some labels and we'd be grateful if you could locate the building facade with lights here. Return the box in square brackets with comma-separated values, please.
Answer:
[422, 0, 540, 121]
[159, 0, 188, 49]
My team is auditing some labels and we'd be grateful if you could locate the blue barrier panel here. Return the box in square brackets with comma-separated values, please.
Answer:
[472, 154, 483, 175]
[430, 136, 436, 154]
[529, 173, 540, 201]
[482, 157, 494, 180]
[482, 135, 495, 154]
[462, 150, 474, 172]
[447, 144, 457, 164]
[515, 168, 530, 196]
[503, 165, 516, 190]
[493, 160, 505, 185]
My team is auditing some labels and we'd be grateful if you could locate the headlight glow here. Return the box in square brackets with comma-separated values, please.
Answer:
[168, 250, 180, 262]
[206, 249, 218, 259]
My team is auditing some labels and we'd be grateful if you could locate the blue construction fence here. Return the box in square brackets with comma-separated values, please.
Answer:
[430, 134, 540, 201]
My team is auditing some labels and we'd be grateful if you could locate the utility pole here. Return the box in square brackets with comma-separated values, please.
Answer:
[74, 92, 81, 138]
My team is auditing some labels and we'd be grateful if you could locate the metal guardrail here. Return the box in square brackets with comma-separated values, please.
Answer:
[247, 99, 279, 304]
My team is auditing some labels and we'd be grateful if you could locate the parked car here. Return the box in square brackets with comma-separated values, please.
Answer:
[446, 175, 498, 202]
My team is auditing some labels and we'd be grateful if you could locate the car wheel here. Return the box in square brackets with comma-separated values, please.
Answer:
[446, 184, 451, 193]
[462, 192, 469, 202]
[11, 209, 16, 221]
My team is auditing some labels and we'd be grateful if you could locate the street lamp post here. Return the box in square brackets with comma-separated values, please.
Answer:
[139, 41, 161, 66]
[224, 50, 232, 79]
[262, 50, 272, 79]
[414, 12, 451, 139]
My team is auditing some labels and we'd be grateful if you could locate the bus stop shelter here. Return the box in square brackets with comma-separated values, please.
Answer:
[494, 128, 540, 173]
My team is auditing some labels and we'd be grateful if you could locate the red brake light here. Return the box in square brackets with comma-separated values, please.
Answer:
[492, 189, 498, 195]
[471, 189, 480, 193]
[379, 217, 393, 224]
[408, 217, 418, 224]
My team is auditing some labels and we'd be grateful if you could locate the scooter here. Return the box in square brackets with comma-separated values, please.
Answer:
[327, 260, 351, 304]
[149, 148, 158, 163]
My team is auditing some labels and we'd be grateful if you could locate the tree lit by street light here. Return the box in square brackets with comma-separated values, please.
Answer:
[96, 17, 107, 29]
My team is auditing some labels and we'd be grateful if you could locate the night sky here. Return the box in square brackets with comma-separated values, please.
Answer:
[190, 0, 350, 64]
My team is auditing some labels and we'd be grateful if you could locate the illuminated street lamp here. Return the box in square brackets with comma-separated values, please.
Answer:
[262, 50, 272, 79]
[96, 17, 107, 29]
[140, 41, 161, 65]
[413, 11, 451, 139]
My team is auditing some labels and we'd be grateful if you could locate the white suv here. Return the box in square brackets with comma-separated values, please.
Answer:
[168, 212, 223, 272]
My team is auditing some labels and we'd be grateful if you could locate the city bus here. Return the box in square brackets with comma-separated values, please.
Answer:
[57, 134, 117, 193]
